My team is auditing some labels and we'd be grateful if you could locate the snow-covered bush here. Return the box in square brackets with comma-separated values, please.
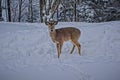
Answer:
[103, 7, 120, 21]
[78, 1, 104, 22]
[77, 1, 120, 22]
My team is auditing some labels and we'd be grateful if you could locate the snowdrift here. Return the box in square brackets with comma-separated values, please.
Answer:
[0, 21, 120, 80]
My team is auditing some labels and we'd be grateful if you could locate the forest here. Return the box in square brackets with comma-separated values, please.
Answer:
[0, 0, 120, 23]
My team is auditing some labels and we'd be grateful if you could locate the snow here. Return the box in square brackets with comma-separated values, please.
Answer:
[0, 21, 120, 80]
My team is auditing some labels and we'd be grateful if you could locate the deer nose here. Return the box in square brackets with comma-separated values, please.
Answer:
[51, 29, 53, 32]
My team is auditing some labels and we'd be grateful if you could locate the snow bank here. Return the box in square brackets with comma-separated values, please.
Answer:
[0, 21, 120, 80]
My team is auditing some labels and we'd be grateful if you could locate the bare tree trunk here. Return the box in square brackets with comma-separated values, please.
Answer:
[30, 0, 33, 22]
[7, 0, 11, 22]
[0, 0, 2, 21]
[5, 0, 8, 21]
[74, 0, 77, 22]
[28, 1, 30, 22]
[39, 0, 43, 23]
[28, 0, 33, 22]
[18, 0, 22, 22]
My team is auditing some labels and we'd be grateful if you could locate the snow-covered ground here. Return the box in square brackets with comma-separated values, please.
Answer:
[0, 21, 120, 80]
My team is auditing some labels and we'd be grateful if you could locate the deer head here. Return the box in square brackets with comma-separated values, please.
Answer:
[45, 20, 58, 32]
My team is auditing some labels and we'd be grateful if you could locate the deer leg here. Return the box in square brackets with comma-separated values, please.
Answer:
[70, 44, 75, 54]
[72, 40, 81, 55]
[60, 42, 63, 53]
[56, 42, 63, 58]
[57, 43, 60, 58]
[78, 43, 81, 55]
[76, 42, 81, 55]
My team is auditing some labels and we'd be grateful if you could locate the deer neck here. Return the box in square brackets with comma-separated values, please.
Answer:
[49, 29, 57, 43]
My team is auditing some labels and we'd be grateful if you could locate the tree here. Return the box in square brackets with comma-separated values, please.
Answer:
[0, 0, 3, 21]
[40, 0, 60, 22]
[39, 0, 44, 23]
[59, 0, 79, 22]
[73, 0, 77, 21]
[7, 0, 11, 22]
[10, 0, 28, 22]
[18, 0, 22, 22]
[27, 0, 33, 22]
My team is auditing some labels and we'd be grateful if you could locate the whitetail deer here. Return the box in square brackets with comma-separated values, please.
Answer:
[45, 20, 81, 58]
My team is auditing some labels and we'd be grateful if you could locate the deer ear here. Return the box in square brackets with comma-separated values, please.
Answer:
[54, 21, 58, 25]
[45, 21, 49, 25]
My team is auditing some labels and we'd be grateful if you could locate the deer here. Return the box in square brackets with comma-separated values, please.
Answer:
[45, 20, 81, 58]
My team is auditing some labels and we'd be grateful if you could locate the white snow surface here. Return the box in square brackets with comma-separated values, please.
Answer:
[0, 21, 120, 80]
